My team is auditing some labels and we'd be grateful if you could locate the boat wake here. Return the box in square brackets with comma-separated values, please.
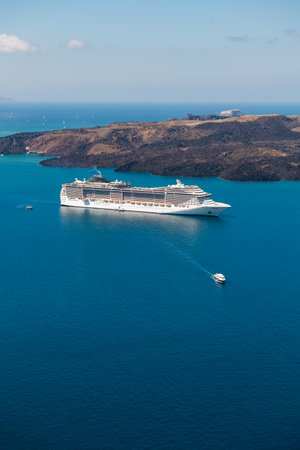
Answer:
[159, 238, 213, 278]
[160, 239, 226, 283]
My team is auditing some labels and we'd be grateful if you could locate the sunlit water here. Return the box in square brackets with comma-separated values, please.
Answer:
[0, 152, 299, 449]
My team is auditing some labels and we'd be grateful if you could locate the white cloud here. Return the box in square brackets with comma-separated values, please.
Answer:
[0, 33, 37, 53]
[66, 39, 85, 49]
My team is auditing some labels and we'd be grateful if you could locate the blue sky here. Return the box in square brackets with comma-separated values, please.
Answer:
[1, 0, 300, 101]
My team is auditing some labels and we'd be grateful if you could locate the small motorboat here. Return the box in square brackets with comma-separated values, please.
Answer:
[26, 205, 33, 210]
[213, 273, 226, 284]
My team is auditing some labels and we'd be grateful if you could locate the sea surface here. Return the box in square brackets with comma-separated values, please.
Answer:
[1, 101, 300, 137]
[0, 104, 300, 449]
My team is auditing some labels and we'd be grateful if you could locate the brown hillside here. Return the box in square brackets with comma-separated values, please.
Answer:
[0, 114, 300, 181]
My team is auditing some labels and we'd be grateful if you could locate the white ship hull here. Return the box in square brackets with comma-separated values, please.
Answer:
[60, 196, 230, 216]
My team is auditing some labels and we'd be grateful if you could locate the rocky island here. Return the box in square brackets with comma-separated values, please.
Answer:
[0, 114, 300, 181]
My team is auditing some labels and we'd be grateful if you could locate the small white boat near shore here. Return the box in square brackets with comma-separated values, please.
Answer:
[213, 273, 226, 284]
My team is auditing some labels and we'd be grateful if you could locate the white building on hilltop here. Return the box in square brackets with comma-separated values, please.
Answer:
[219, 109, 244, 118]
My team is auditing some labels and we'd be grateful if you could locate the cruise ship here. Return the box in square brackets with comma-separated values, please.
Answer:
[60, 174, 231, 216]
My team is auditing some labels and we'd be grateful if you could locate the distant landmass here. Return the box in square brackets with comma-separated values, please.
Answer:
[0, 114, 300, 181]
[0, 96, 15, 103]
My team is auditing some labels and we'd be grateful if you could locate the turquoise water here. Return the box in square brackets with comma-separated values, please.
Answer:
[0, 154, 299, 449]
[0, 103, 300, 448]
[1, 101, 300, 137]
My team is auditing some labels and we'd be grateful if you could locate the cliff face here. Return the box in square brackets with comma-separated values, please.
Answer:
[1, 115, 300, 181]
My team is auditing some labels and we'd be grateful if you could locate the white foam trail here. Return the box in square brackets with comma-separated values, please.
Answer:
[159, 238, 213, 277]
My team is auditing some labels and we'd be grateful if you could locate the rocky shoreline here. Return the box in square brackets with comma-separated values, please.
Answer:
[0, 115, 300, 181]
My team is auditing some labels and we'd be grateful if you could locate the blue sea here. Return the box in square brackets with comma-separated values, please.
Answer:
[1, 101, 300, 137]
[0, 103, 299, 449]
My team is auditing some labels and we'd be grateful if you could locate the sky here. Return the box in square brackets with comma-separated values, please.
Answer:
[1, 0, 300, 102]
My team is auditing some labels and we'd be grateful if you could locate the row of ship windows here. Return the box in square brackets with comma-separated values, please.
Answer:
[99, 199, 172, 207]
[82, 188, 166, 200]
[68, 189, 193, 203]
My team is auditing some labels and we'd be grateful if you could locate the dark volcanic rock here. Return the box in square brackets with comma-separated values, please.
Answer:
[1, 115, 300, 181]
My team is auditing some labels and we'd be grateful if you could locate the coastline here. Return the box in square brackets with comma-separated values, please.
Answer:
[0, 114, 300, 181]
